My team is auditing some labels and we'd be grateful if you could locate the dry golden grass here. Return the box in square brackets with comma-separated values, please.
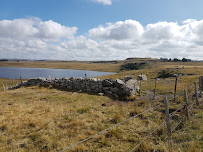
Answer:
[0, 60, 203, 152]
[0, 61, 121, 72]
[0, 86, 167, 152]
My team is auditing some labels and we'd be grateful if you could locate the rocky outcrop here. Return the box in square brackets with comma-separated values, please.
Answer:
[9, 76, 138, 100]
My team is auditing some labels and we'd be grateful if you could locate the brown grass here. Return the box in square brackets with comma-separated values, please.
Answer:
[0, 60, 203, 152]
[0, 61, 121, 72]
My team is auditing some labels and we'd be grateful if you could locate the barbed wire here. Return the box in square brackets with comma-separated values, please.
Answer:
[130, 104, 186, 152]
[152, 118, 184, 152]
[59, 87, 199, 152]
[153, 100, 196, 152]
[129, 121, 165, 152]
[59, 104, 161, 152]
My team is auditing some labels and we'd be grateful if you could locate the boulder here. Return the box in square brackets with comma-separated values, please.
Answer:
[125, 76, 135, 82]
[137, 74, 147, 80]
[114, 79, 125, 87]
[125, 79, 137, 95]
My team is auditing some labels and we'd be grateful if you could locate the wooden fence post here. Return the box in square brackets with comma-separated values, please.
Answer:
[174, 76, 178, 98]
[2, 84, 5, 91]
[140, 73, 142, 87]
[153, 78, 157, 100]
[139, 73, 142, 96]
[199, 76, 203, 91]
[194, 82, 199, 105]
[184, 88, 189, 119]
[6, 82, 8, 90]
[164, 96, 172, 152]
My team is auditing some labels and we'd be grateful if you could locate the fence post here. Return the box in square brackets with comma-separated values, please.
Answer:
[138, 73, 142, 96]
[153, 78, 157, 100]
[194, 82, 199, 105]
[2, 84, 5, 91]
[140, 73, 142, 87]
[164, 96, 172, 152]
[6, 82, 8, 90]
[199, 76, 203, 91]
[174, 76, 178, 98]
[184, 88, 189, 119]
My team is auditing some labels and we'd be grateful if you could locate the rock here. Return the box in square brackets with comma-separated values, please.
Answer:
[102, 80, 113, 87]
[77, 90, 82, 93]
[111, 87, 119, 93]
[125, 79, 137, 95]
[98, 93, 104, 96]
[137, 74, 147, 80]
[114, 79, 125, 87]
[8, 75, 138, 100]
[90, 78, 97, 81]
[125, 76, 135, 82]
[101, 103, 106, 106]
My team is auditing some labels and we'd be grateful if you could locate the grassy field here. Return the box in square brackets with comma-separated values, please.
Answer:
[0, 60, 203, 152]
[0, 61, 122, 72]
[0, 58, 159, 72]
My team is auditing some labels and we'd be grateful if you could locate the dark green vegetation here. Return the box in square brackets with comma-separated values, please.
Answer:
[120, 62, 147, 71]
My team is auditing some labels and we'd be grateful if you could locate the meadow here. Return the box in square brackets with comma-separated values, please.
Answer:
[0, 59, 202, 152]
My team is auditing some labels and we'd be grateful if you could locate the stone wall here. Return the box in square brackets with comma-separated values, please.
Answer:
[9, 76, 138, 100]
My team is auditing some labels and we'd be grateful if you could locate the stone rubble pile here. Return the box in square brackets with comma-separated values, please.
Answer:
[9, 76, 139, 100]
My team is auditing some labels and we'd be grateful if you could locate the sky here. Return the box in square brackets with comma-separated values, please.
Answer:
[0, 0, 203, 60]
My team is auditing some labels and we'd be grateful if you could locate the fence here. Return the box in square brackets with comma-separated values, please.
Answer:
[59, 77, 201, 152]
[1, 76, 202, 151]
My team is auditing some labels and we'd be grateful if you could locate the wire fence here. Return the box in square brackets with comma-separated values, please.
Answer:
[59, 104, 161, 152]
[58, 78, 201, 152]
[2, 76, 201, 152]
[153, 96, 198, 152]
[129, 121, 165, 152]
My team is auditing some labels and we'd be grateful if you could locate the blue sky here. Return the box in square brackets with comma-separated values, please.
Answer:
[0, 0, 203, 60]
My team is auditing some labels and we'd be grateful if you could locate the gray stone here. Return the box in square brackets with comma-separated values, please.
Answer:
[9, 75, 138, 100]
[98, 93, 104, 96]
[102, 80, 113, 87]
[114, 79, 125, 87]
[125, 79, 137, 95]
[111, 87, 119, 93]
[125, 76, 135, 82]
[137, 74, 147, 80]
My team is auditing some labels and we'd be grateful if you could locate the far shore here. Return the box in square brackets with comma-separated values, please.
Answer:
[0, 60, 121, 72]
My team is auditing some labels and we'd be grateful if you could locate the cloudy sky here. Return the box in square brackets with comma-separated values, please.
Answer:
[0, 0, 203, 60]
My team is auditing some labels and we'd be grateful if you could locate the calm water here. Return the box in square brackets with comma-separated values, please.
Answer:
[0, 67, 115, 79]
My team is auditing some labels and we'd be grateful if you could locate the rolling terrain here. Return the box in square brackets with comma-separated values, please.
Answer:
[0, 59, 202, 152]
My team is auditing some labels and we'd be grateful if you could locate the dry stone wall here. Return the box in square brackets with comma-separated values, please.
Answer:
[9, 76, 138, 100]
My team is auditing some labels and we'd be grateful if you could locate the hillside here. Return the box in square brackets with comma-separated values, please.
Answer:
[0, 59, 203, 152]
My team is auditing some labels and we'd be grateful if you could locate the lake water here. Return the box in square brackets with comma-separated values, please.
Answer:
[0, 67, 115, 79]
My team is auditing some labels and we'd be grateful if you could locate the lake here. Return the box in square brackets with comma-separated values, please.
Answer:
[0, 67, 115, 79]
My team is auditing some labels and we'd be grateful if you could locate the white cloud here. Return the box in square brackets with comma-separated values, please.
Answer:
[0, 18, 77, 41]
[90, 0, 112, 5]
[0, 18, 203, 61]
[37, 20, 77, 41]
[88, 20, 144, 40]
